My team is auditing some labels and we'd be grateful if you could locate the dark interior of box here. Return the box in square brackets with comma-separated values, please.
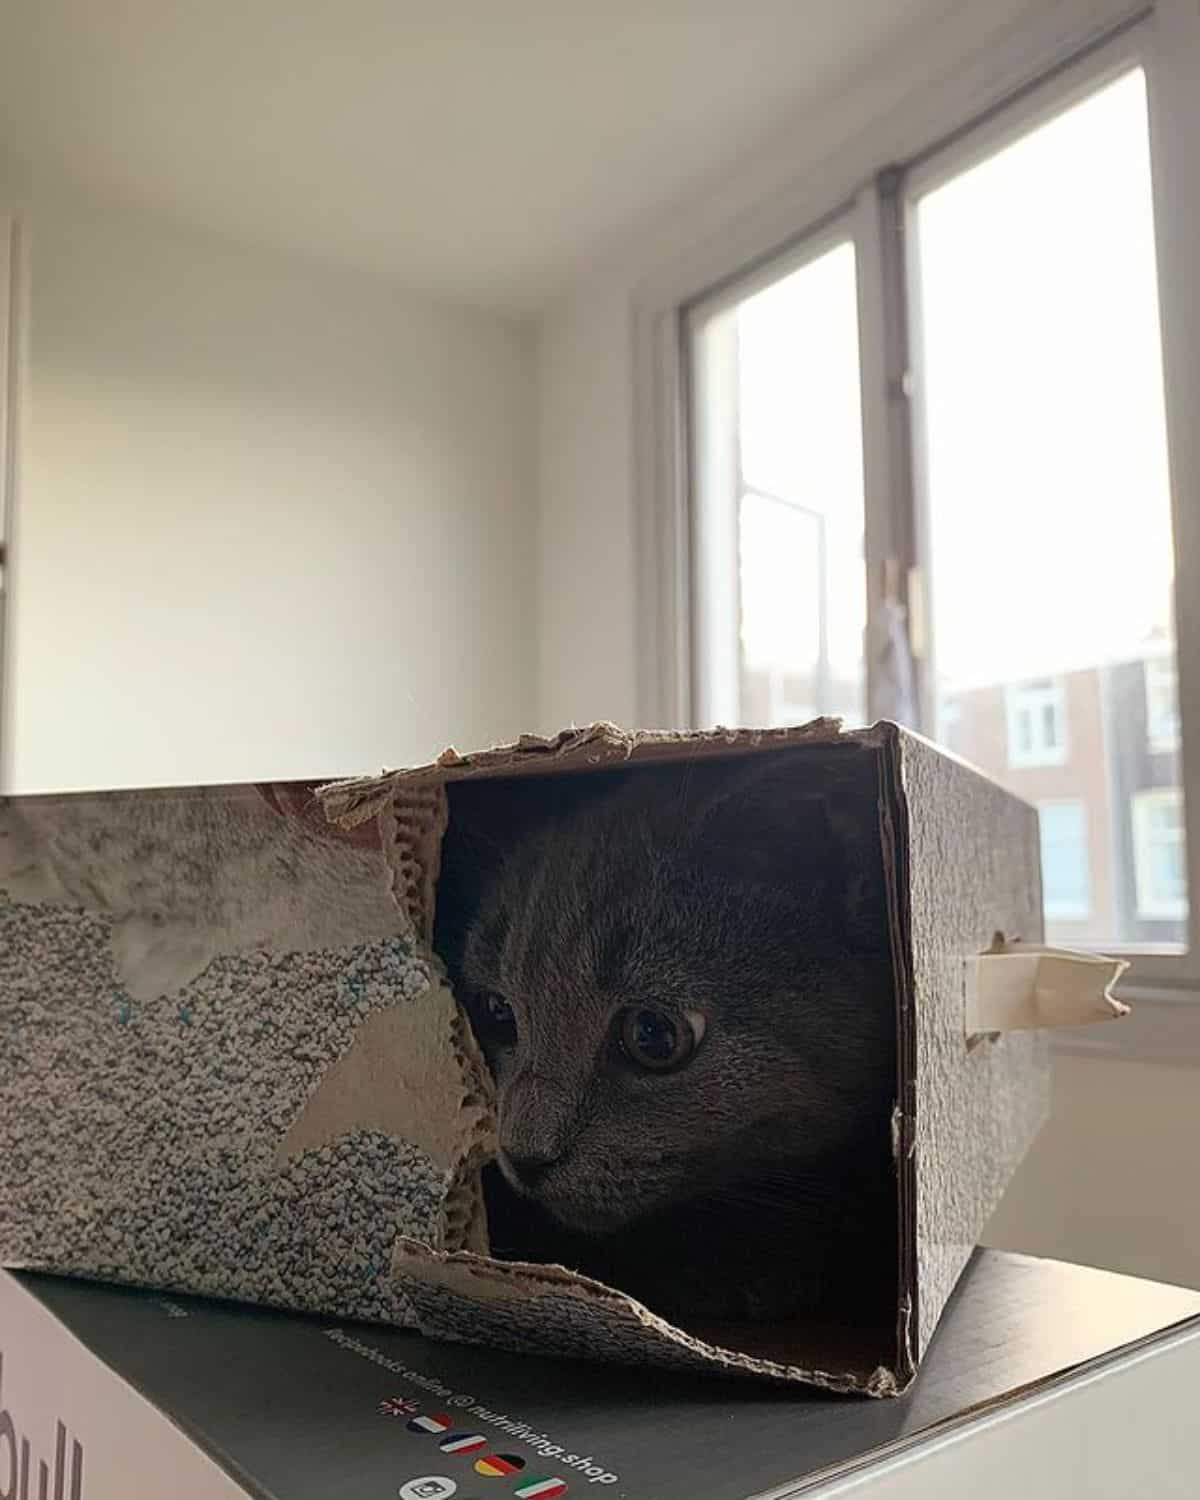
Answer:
[432, 742, 900, 1377]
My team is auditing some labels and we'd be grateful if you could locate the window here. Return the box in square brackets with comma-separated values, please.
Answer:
[1133, 789, 1188, 921]
[689, 236, 868, 730]
[1145, 654, 1181, 753]
[682, 17, 1199, 983]
[1038, 800, 1091, 923]
[910, 68, 1185, 951]
[1005, 679, 1067, 769]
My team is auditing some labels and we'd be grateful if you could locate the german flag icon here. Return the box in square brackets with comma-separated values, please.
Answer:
[438, 1432, 488, 1455]
[473, 1453, 526, 1477]
[406, 1413, 452, 1434]
[514, 1478, 569, 1498]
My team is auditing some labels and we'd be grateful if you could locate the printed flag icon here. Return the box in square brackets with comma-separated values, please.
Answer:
[407, 1413, 453, 1435]
[473, 1453, 526, 1477]
[514, 1479, 568, 1499]
[378, 1396, 420, 1418]
[439, 1433, 488, 1456]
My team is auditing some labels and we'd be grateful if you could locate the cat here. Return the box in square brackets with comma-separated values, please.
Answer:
[434, 749, 898, 1327]
[0, 782, 401, 1001]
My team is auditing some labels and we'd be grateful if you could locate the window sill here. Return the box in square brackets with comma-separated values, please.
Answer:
[1051, 984, 1200, 1067]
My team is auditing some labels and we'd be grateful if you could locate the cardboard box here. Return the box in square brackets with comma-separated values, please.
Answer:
[0, 722, 1123, 1393]
[3, 1252, 1199, 1500]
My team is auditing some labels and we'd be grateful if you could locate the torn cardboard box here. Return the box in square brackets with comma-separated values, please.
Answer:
[0, 721, 1127, 1395]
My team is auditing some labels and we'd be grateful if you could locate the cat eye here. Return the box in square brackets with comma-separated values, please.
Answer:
[618, 1006, 706, 1073]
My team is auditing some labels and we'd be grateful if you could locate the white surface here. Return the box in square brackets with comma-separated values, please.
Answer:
[0, 0, 983, 315]
[795, 1321, 1200, 1497]
[984, 1050, 1200, 1294]
[0, 1274, 248, 1500]
[0, 179, 535, 794]
[536, 292, 640, 731]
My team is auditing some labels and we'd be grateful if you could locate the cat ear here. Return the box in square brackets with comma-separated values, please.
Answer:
[685, 753, 888, 950]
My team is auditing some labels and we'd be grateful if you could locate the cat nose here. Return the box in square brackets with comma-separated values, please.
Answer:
[505, 1151, 556, 1188]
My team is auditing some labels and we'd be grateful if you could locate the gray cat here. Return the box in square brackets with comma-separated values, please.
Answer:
[435, 750, 898, 1328]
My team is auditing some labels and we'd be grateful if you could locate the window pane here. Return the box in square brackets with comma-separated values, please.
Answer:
[915, 69, 1187, 949]
[1038, 800, 1091, 920]
[691, 240, 868, 728]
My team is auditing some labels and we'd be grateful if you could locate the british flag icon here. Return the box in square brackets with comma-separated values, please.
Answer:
[377, 1396, 420, 1418]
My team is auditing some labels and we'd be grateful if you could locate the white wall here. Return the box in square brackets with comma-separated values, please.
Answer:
[984, 1050, 1200, 1290]
[537, 290, 639, 732]
[1, 176, 535, 793]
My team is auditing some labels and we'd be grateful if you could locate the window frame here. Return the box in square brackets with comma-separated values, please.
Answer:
[899, 20, 1199, 988]
[637, 1, 1200, 995]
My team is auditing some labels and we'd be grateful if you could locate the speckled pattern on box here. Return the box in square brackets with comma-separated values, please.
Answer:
[898, 735, 1048, 1358]
[0, 781, 495, 1326]
[1, 723, 1055, 1393]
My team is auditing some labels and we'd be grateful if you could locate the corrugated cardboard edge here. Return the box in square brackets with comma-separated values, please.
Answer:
[318, 719, 849, 808]
[875, 726, 920, 1389]
[246, 788, 495, 1257]
[389, 1242, 902, 1397]
[313, 719, 915, 1392]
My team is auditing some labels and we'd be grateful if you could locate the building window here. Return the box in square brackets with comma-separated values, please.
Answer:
[1005, 679, 1068, 769]
[1144, 654, 1181, 754]
[1037, 800, 1090, 922]
[1132, 788, 1188, 921]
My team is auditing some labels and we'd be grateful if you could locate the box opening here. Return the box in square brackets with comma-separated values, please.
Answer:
[433, 743, 900, 1375]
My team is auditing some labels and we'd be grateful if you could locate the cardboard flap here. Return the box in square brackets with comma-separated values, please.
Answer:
[964, 941, 1130, 1038]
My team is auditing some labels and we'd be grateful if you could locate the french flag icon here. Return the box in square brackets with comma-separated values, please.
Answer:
[406, 1413, 452, 1435]
[438, 1432, 488, 1455]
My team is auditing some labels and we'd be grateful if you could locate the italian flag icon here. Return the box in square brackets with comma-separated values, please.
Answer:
[438, 1432, 488, 1455]
[406, 1413, 452, 1434]
[513, 1478, 569, 1499]
[473, 1453, 526, 1477]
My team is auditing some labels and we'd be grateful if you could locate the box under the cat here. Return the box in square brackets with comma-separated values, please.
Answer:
[0, 720, 1127, 1395]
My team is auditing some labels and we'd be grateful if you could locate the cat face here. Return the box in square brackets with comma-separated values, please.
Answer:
[442, 755, 896, 1236]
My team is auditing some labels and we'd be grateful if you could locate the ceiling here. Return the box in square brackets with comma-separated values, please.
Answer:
[0, 1, 966, 315]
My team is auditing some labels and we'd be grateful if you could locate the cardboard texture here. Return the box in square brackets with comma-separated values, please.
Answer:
[1, 720, 1074, 1393]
